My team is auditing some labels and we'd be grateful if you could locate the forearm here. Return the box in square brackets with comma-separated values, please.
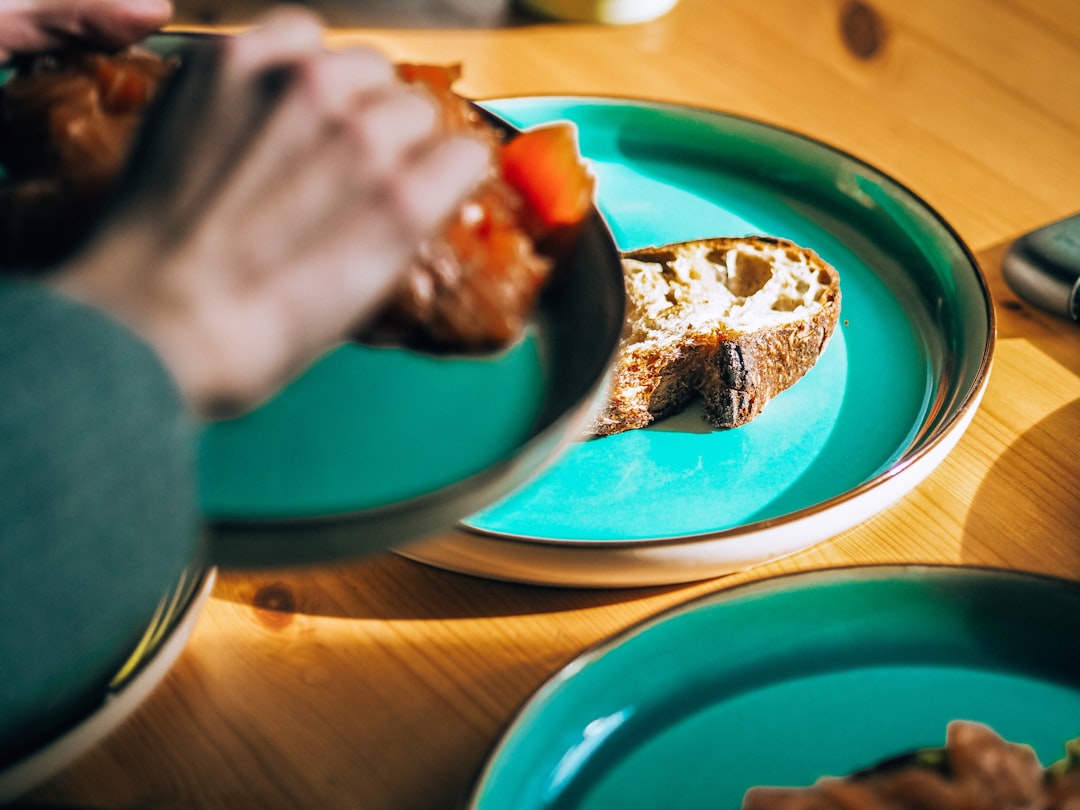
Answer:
[0, 277, 203, 761]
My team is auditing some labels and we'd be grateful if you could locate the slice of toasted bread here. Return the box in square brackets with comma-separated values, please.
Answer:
[591, 236, 841, 436]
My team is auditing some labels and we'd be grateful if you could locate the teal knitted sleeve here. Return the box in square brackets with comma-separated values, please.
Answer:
[0, 279, 204, 765]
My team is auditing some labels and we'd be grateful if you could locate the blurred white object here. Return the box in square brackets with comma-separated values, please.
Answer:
[517, 0, 679, 23]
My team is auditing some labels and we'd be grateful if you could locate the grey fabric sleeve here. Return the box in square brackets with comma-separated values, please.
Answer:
[0, 278, 204, 763]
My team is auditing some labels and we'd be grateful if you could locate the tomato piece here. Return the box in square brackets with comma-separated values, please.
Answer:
[94, 59, 152, 114]
[397, 63, 462, 95]
[499, 124, 594, 232]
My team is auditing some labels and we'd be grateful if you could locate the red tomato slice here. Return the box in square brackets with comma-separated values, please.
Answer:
[396, 63, 463, 95]
[499, 124, 594, 232]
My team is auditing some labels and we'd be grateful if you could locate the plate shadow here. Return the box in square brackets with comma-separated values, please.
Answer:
[962, 398, 1080, 578]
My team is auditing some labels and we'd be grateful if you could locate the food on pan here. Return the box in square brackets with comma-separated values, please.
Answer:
[361, 63, 595, 352]
[0, 50, 595, 352]
[591, 235, 841, 436]
[742, 721, 1080, 809]
[0, 47, 174, 266]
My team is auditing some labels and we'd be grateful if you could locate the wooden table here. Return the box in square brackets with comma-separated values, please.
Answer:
[28, 0, 1080, 807]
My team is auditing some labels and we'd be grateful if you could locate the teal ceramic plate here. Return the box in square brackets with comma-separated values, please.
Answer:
[400, 97, 994, 586]
[199, 203, 622, 567]
[466, 566, 1080, 809]
[93, 34, 625, 568]
[183, 90, 625, 564]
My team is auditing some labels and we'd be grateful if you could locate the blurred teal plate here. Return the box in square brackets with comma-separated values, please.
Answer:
[466, 566, 1080, 809]
[198, 198, 623, 568]
[189, 111, 624, 565]
[400, 97, 994, 587]
[103, 33, 622, 568]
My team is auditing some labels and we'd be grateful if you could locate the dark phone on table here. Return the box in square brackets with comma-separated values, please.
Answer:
[1002, 212, 1080, 321]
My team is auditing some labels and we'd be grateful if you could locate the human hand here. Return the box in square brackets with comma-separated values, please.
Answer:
[0, 0, 172, 61]
[50, 7, 490, 417]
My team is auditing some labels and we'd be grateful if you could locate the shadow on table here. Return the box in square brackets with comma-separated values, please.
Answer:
[959, 238, 1080, 577]
[961, 397, 1080, 578]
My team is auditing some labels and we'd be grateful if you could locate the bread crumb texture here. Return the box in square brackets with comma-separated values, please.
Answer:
[592, 236, 841, 436]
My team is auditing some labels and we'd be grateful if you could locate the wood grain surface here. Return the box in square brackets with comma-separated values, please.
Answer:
[24, 0, 1080, 807]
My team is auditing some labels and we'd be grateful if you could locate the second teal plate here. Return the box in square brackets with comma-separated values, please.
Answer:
[402, 97, 994, 586]
[466, 566, 1080, 808]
